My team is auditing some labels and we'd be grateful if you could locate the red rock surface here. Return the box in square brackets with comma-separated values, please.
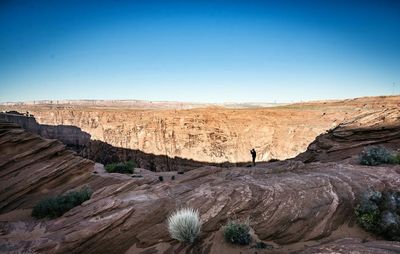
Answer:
[300, 238, 400, 254]
[0, 121, 122, 214]
[296, 108, 400, 163]
[1, 160, 400, 253]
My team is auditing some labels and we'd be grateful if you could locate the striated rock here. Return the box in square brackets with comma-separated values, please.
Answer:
[2, 96, 399, 164]
[296, 108, 400, 163]
[1, 160, 400, 253]
[0, 121, 121, 214]
[0, 113, 90, 148]
[300, 238, 400, 253]
[0, 113, 235, 172]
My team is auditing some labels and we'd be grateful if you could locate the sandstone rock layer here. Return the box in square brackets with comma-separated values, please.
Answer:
[3, 96, 398, 164]
[0, 121, 121, 214]
[1, 160, 400, 253]
[296, 108, 400, 163]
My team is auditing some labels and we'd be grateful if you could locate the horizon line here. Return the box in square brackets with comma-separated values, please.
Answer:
[1, 94, 399, 106]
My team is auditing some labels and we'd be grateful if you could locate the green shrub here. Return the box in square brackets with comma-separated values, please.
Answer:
[32, 187, 93, 219]
[223, 221, 252, 245]
[167, 208, 201, 244]
[355, 190, 400, 241]
[390, 153, 400, 164]
[105, 161, 135, 174]
[253, 241, 272, 249]
[359, 146, 395, 166]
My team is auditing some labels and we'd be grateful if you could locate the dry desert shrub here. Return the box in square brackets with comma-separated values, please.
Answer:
[167, 208, 201, 244]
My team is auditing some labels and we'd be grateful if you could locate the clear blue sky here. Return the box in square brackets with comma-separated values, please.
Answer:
[0, 0, 399, 103]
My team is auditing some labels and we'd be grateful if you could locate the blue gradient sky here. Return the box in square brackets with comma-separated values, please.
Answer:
[0, 0, 399, 103]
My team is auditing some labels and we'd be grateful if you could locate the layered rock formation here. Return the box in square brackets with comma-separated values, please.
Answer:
[1, 160, 400, 253]
[0, 121, 121, 214]
[300, 238, 400, 254]
[296, 108, 400, 163]
[0, 113, 90, 148]
[0, 113, 231, 172]
[2, 96, 398, 164]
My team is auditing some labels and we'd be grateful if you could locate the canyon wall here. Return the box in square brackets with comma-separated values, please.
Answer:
[0, 113, 90, 148]
[0, 121, 121, 213]
[1, 96, 398, 164]
[0, 113, 235, 171]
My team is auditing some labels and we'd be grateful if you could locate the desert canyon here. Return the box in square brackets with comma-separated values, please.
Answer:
[0, 96, 400, 253]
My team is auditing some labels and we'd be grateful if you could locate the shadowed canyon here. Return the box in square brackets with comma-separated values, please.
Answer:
[0, 96, 400, 253]
[1, 96, 399, 166]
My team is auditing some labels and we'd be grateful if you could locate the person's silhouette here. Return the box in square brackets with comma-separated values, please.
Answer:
[250, 149, 256, 166]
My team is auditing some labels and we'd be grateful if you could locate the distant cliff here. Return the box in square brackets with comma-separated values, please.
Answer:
[0, 112, 90, 148]
[1, 96, 398, 164]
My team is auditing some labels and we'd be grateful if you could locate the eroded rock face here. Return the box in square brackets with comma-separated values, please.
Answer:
[300, 238, 400, 254]
[0, 121, 121, 214]
[0, 113, 91, 148]
[0, 113, 226, 172]
[1, 161, 400, 254]
[296, 108, 400, 163]
[2, 97, 398, 164]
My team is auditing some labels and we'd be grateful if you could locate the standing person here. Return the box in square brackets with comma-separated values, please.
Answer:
[250, 149, 256, 166]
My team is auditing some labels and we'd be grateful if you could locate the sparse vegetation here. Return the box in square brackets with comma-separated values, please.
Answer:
[391, 153, 400, 164]
[355, 189, 400, 241]
[167, 208, 201, 244]
[252, 241, 272, 249]
[105, 161, 135, 174]
[32, 187, 93, 219]
[223, 220, 252, 245]
[131, 174, 143, 178]
[359, 146, 398, 166]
